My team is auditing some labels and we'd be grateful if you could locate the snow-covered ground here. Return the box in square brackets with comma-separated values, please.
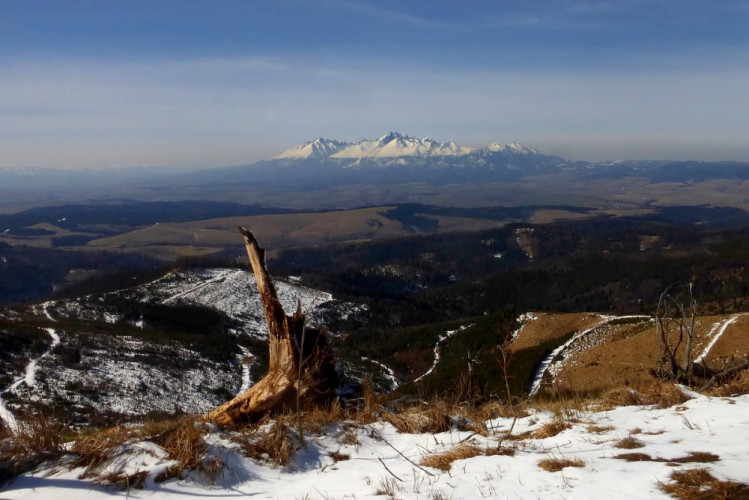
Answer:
[0, 268, 368, 425]
[0, 327, 59, 432]
[3, 390, 748, 499]
[46, 268, 345, 339]
[2, 331, 238, 422]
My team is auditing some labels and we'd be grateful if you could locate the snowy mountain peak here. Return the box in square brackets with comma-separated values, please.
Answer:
[273, 134, 546, 162]
[332, 133, 472, 159]
[274, 138, 349, 160]
[484, 142, 538, 155]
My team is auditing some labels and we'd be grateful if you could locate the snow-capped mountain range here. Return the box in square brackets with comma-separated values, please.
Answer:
[3, 132, 749, 205]
[275, 132, 529, 160]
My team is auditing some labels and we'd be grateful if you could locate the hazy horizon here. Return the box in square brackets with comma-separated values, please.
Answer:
[3, 1, 749, 169]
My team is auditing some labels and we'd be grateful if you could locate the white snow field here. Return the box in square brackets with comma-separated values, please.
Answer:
[0, 268, 362, 424]
[3, 390, 748, 499]
[46, 268, 342, 339]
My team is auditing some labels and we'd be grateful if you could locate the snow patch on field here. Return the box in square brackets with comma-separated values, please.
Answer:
[361, 356, 399, 390]
[509, 312, 538, 343]
[695, 313, 747, 364]
[7, 268, 363, 422]
[43, 268, 341, 339]
[5, 392, 749, 499]
[414, 324, 471, 383]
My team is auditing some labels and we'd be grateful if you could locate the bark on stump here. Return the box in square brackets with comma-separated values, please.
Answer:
[204, 227, 337, 425]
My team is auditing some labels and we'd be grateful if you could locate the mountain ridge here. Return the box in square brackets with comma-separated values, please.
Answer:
[274, 132, 531, 161]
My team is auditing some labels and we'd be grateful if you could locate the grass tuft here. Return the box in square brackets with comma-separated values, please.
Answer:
[154, 417, 220, 481]
[614, 452, 653, 462]
[0, 413, 67, 480]
[353, 378, 385, 425]
[707, 370, 749, 398]
[642, 382, 691, 409]
[375, 476, 403, 496]
[614, 436, 645, 449]
[538, 456, 585, 472]
[71, 425, 131, 478]
[236, 420, 297, 467]
[382, 399, 452, 434]
[531, 419, 571, 439]
[599, 387, 645, 408]
[670, 451, 720, 464]
[587, 425, 615, 434]
[485, 445, 516, 457]
[420, 444, 482, 472]
[329, 451, 350, 462]
[660, 468, 749, 499]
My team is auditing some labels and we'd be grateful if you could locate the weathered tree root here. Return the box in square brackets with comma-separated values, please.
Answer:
[204, 227, 337, 425]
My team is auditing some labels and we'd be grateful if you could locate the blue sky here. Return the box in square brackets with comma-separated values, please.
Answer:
[3, 0, 749, 168]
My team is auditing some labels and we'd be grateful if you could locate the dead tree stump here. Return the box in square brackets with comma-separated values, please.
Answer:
[204, 227, 337, 425]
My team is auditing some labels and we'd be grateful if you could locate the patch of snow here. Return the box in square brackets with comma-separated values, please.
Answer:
[361, 356, 399, 390]
[237, 346, 253, 395]
[509, 312, 538, 343]
[694, 313, 747, 364]
[414, 325, 471, 383]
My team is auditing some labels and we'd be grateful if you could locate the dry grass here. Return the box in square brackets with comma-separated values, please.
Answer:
[587, 425, 616, 434]
[531, 419, 571, 439]
[0, 413, 67, 480]
[235, 420, 297, 467]
[502, 430, 533, 441]
[474, 400, 524, 420]
[420, 444, 482, 472]
[597, 382, 691, 410]
[71, 425, 132, 478]
[353, 378, 386, 425]
[485, 445, 516, 457]
[660, 468, 749, 499]
[328, 451, 350, 462]
[670, 452, 720, 464]
[376, 476, 404, 496]
[153, 417, 220, 481]
[71, 415, 223, 484]
[599, 387, 645, 408]
[538, 456, 585, 472]
[293, 399, 344, 435]
[614, 436, 645, 449]
[614, 451, 719, 464]
[96, 470, 149, 489]
[706, 370, 749, 397]
[614, 452, 653, 462]
[382, 399, 452, 434]
[336, 425, 360, 446]
[642, 382, 691, 409]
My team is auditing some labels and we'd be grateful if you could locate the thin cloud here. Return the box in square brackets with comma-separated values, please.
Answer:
[321, 0, 449, 29]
